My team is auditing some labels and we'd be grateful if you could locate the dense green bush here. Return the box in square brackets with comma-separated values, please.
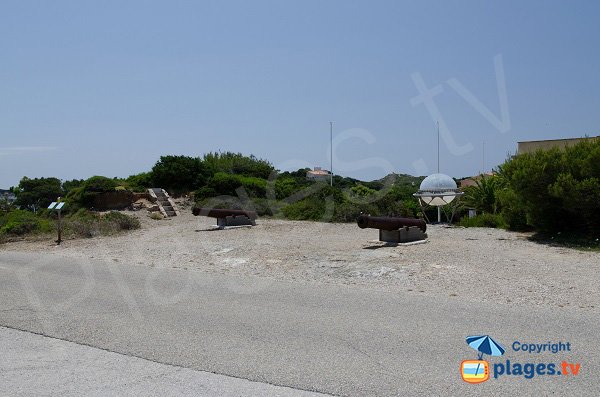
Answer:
[195, 195, 274, 217]
[62, 179, 85, 195]
[151, 155, 207, 194]
[498, 138, 600, 236]
[459, 213, 507, 228]
[203, 152, 275, 179]
[332, 201, 378, 222]
[65, 175, 118, 209]
[272, 176, 306, 200]
[103, 211, 141, 230]
[350, 184, 377, 197]
[495, 188, 529, 231]
[462, 175, 501, 214]
[281, 197, 333, 220]
[191, 166, 423, 223]
[0, 208, 141, 242]
[279, 182, 419, 222]
[196, 172, 267, 199]
[13, 177, 63, 210]
[124, 172, 153, 192]
[63, 210, 140, 238]
[0, 209, 52, 236]
[82, 176, 119, 192]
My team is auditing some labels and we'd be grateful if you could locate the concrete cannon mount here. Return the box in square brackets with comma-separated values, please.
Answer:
[357, 215, 428, 244]
[192, 208, 257, 229]
[379, 226, 428, 244]
[216, 215, 256, 228]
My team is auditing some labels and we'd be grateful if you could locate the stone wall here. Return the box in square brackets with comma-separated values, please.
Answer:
[132, 192, 154, 202]
[93, 191, 134, 210]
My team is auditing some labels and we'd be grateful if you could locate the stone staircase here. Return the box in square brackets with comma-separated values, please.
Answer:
[148, 188, 179, 217]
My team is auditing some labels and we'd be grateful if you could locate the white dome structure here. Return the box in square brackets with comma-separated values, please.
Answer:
[413, 173, 463, 224]
[414, 173, 462, 206]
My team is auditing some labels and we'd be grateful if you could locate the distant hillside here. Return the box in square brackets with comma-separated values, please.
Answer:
[371, 173, 424, 188]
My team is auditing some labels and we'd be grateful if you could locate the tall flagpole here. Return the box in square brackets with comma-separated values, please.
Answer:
[437, 121, 440, 173]
[482, 141, 485, 174]
[437, 121, 441, 223]
[330, 121, 334, 186]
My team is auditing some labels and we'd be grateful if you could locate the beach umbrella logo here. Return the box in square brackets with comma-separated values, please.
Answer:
[467, 335, 506, 359]
[461, 335, 505, 384]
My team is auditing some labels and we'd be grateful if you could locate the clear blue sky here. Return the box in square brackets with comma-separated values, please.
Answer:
[2, 0, 599, 187]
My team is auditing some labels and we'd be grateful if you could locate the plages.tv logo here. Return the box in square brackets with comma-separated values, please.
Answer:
[461, 335, 581, 383]
[461, 335, 505, 384]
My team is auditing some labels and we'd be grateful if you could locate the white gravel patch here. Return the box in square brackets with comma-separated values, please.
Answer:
[2, 209, 599, 311]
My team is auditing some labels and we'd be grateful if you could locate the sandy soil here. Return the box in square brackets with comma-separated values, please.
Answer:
[2, 209, 598, 310]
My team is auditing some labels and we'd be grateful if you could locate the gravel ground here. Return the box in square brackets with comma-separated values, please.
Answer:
[2, 209, 598, 311]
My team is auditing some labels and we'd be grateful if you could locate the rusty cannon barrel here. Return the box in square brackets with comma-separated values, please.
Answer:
[192, 207, 258, 220]
[357, 214, 426, 233]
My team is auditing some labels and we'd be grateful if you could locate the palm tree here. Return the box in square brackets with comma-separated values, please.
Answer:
[462, 175, 500, 214]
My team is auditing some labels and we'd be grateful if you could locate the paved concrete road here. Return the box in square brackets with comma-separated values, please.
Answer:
[0, 326, 326, 397]
[0, 252, 597, 396]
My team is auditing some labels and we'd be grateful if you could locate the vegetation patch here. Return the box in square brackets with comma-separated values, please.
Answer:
[458, 213, 507, 229]
[0, 209, 52, 237]
[62, 210, 140, 239]
[5, 139, 597, 244]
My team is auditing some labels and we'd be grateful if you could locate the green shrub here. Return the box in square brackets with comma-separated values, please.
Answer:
[151, 155, 207, 194]
[0, 210, 52, 236]
[459, 213, 507, 228]
[124, 172, 153, 192]
[13, 177, 63, 210]
[496, 188, 529, 231]
[278, 181, 421, 223]
[195, 195, 274, 217]
[281, 197, 331, 221]
[64, 217, 98, 238]
[350, 184, 377, 197]
[103, 211, 141, 230]
[250, 198, 274, 216]
[237, 176, 267, 198]
[203, 152, 275, 179]
[62, 179, 85, 195]
[62, 210, 140, 238]
[332, 201, 377, 222]
[149, 212, 164, 220]
[462, 175, 502, 214]
[498, 138, 600, 236]
[199, 172, 267, 199]
[272, 177, 304, 200]
[65, 176, 119, 209]
[83, 176, 119, 192]
[195, 186, 217, 200]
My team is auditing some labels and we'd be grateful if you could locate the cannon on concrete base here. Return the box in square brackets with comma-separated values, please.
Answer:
[192, 207, 258, 229]
[357, 215, 427, 244]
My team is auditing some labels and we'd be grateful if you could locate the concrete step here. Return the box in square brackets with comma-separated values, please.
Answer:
[149, 188, 178, 217]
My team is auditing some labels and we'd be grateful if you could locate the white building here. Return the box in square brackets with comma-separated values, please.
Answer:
[306, 167, 331, 181]
[0, 189, 16, 203]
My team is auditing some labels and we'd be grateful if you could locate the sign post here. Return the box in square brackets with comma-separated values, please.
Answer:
[48, 199, 65, 245]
